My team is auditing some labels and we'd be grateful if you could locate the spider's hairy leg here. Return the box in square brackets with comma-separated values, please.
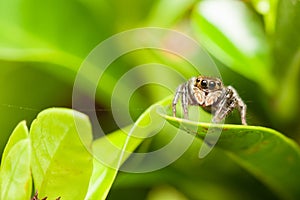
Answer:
[239, 103, 247, 125]
[181, 84, 189, 119]
[227, 86, 247, 125]
[181, 88, 189, 119]
[172, 84, 184, 117]
[211, 96, 228, 124]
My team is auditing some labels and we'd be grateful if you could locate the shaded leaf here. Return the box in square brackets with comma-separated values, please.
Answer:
[0, 0, 130, 109]
[272, 0, 300, 121]
[0, 0, 110, 60]
[158, 103, 300, 200]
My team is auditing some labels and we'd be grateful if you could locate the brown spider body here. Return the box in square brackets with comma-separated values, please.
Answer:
[172, 76, 247, 125]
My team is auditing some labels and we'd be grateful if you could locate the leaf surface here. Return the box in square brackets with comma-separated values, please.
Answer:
[272, 0, 300, 120]
[85, 98, 170, 200]
[1, 121, 28, 163]
[158, 103, 300, 200]
[0, 121, 31, 200]
[30, 108, 93, 200]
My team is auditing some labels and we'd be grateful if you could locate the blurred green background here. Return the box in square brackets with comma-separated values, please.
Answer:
[1, 0, 299, 199]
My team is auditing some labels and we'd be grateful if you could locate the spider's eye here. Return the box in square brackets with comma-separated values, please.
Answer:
[196, 78, 201, 83]
[200, 80, 208, 88]
[209, 81, 216, 89]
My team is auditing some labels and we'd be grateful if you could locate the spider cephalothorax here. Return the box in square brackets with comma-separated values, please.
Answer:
[172, 76, 247, 125]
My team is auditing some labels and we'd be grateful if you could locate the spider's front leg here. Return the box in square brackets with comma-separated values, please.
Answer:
[181, 84, 189, 119]
[227, 86, 247, 125]
[230, 87, 247, 125]
[212, 86, 247, 125]
[172, 84, 183, 117]
[172, 83, 189, 119]
[211, 96, 228, 124]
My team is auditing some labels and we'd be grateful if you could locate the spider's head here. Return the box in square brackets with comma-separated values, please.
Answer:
[194, 76, 223, 92]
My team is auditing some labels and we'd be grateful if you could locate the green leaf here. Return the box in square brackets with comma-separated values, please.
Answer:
[85, 126, 139, 200]
[0, 65, 75, 157]
[30, 108, 93, 199]
[251, 0, 278, 34]
[0, 0, 145, 110]
[157, 102, 300, 200]
[84, 158, 117, 200]
[272, 0, 300, 121]
[0, 0, 127, 108]
[0, 0, 111, 60]
[1, 121, 28, 163]
[192, 0, 276, 94]
[0, 122, 32, 200]
[85, 98, 169, 200]
[147, 0, 197, 26]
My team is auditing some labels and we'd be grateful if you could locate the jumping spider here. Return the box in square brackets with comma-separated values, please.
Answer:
[172, 76, 247, 125]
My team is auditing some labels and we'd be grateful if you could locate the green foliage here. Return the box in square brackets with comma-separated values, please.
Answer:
[86, 101, 164, 200]
[0, 109, 94, 199]
[158, 103, 300, 199]
[30, 108, 93, 199]
[0, 121, 31, 200]
[1, 0, 300, 199]
[192, 0, 275, 94]
[272, 0, 300, 121]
